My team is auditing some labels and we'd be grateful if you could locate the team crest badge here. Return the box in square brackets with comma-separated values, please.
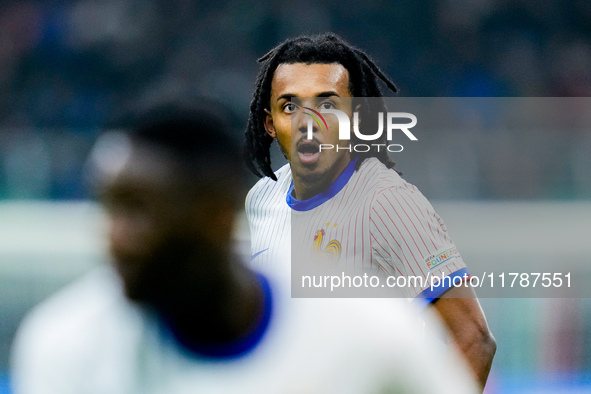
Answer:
[312, 229, 341, 263]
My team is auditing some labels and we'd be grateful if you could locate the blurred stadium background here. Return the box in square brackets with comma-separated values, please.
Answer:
[1, 0, 591, 392]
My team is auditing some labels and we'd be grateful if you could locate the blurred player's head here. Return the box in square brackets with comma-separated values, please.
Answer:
[90, 102, 244, 306]
[245, 32, 400, 182]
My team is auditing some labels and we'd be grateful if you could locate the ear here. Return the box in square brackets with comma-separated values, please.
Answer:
[264, 109, 277, 138]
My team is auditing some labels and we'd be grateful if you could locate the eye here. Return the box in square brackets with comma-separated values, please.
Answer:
[283, 103, 298, 114]
[319, 101, 335, 110]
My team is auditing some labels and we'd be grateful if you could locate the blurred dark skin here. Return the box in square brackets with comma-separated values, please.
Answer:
[94, 139, 263, 345]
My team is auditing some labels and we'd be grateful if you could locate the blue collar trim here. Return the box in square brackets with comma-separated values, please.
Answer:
[287, 159, 357, 212]
[163, 273, 273, 360]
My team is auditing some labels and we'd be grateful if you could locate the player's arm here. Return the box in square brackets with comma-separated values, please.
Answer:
[370, 188, 495, 390]
[431, 286, 496, 391]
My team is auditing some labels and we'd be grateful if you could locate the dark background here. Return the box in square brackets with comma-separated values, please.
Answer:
[1, 0, 591, 200]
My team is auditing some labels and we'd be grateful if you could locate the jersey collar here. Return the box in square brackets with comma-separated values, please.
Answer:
[287, 158, 358, 212]
[161, 273, 273, 360]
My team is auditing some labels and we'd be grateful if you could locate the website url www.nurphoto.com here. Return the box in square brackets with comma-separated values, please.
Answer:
[300, 272, 571, 292]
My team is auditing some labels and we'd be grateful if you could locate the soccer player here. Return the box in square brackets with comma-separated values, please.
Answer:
[11, 101, 478, 393]
[245, 33, 496, 388]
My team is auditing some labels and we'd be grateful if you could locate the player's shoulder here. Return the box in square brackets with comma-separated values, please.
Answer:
[275, 297, 477, 393]
[351, 157, 411, 200]
[328, 298, 424, 337]
[317, 298, 478, 393]
[263, 271, 425, 345]
[12, 267, 134, 360]
[247, 164, 291, 197]
[358, 157, 409, 189]
[246, 164, 292, 208]
[359, 157, 433, 205]
[264, 272, 421, 349]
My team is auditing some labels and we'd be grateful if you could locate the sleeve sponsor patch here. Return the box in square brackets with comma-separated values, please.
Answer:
[424, 247, 461, 270]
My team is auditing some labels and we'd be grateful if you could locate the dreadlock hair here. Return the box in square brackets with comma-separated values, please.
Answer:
[245, 32, 400, 181]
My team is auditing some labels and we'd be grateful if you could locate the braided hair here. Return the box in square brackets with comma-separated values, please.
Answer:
[245, 33, 400, 180]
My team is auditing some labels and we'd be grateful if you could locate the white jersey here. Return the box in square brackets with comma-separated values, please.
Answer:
[11, 267, 478, 394]
[246, 157, 468, 301]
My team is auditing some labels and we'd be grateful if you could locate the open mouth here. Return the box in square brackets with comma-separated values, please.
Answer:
[297, 140, 321, 165]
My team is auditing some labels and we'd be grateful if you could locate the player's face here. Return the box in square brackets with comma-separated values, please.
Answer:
[95, 142, 222, 301]
[266, 63, 354, 197]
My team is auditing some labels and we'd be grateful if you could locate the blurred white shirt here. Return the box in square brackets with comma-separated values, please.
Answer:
[11, 266, 477, 394]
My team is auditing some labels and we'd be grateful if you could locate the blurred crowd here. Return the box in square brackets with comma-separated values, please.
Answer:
[0, 0, 591, 200]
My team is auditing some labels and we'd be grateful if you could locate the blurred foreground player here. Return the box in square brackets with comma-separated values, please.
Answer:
[245, 33, 496, 389]
[11, 102, 478, 393]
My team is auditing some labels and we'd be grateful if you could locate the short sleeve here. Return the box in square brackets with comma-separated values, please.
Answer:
[369, 186, 469, 301]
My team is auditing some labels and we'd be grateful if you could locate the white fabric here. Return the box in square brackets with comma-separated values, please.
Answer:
[11, 267, 477, 394]
[246, 158, 467, 298]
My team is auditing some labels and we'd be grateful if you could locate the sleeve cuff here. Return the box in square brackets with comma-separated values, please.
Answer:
[413, 267, 471, 307]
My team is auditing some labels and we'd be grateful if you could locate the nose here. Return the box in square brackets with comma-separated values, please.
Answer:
[296, 113, 319, 137]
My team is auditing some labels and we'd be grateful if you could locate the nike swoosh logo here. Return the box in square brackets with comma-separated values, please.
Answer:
[251, 248, 269, 260]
